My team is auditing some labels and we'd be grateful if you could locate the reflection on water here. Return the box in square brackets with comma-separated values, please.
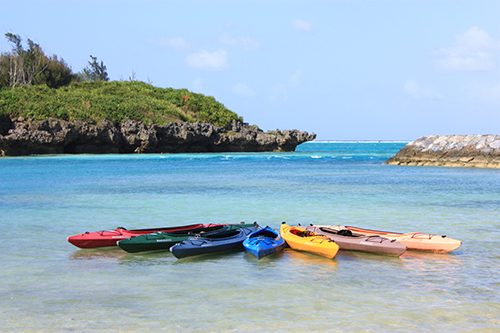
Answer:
[401, 250, 462, 273]
[171, 248, 244, 264]
[283, 248, 339, 269]
[336, 249, 405, 263]
[69, 247, 127, 260]
[242, 248, 286, 265]
[399, 251, 463, 294]
[401, 250, 462, 263]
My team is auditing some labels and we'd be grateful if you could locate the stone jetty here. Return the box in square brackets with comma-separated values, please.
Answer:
[384, 135, 500, 168]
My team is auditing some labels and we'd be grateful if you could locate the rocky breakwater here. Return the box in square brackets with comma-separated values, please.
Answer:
[0, 117, 316, 156]
[384, 135, 500, 168]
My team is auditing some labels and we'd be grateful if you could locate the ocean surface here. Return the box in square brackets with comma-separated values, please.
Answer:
[1, 141, 499, 332]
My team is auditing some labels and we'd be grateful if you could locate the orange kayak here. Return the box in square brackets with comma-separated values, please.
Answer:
[320, 225, 461, 254]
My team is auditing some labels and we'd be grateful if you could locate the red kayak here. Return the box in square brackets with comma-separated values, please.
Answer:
[68, 223, 208, 249]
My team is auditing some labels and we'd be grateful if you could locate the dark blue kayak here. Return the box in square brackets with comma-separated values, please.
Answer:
[170, 226, 258, 259]
[117, 223, 254, 253]
[243, 226, 285, 259]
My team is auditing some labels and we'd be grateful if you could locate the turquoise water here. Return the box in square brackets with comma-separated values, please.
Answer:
[1, 141, 499, 332]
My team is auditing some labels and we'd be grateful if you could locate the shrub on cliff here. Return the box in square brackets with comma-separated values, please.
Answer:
[0, 81, 242, 127]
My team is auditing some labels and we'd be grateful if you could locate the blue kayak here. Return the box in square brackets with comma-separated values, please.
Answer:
[243, 226, 285, 259]
[170, 226, 258, 259]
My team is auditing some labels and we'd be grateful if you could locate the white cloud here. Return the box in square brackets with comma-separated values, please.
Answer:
[147, 37, 192, 50]
[456, 26, 498, 50]
[293, 20, 314, 32]
[219, 32, 260, 51]
[289, 70, 303, 87]
[232, 83, 256, 97]
[434, 27, 500, 71]
[404, 80, 441, 99]
[185, 50, 228, 71]
[167, 37, 192, 51]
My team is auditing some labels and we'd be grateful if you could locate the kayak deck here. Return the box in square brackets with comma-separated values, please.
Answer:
[322, 225, 462, 254]
[243, 226, 285, 259]
[170, 226, 258, 259]
[306, 225, 407, 256]
[280, 223, 339, 259]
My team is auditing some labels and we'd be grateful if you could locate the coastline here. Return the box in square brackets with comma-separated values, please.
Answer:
[384, 134, 500, 169]
[0, 117, 316, 156]
[309, 140, 410, 143]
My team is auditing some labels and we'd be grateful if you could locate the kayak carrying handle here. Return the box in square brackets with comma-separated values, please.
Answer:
[410, 233, 434, 240]
[365, 236, 384, 243]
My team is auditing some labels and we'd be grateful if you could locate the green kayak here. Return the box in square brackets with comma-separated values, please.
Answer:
[117, 222, 256, 253]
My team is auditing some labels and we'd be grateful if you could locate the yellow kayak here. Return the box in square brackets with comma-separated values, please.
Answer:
[280, 223, 339, 259]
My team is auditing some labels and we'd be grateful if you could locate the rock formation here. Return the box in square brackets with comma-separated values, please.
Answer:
[0, 117, 316, 156]
[384, 135, 500, 168]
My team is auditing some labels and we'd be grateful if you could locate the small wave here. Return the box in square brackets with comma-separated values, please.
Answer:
[308, 140, 410, 143]
[267, 155, 290, 160]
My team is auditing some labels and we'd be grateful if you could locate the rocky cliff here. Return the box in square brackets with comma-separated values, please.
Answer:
[0, 117, 316, 156]
[384, 135, 500, 168]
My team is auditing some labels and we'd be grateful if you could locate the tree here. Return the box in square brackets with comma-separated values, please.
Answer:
[3, 33, 46, 88]
[0, 33, 75, 89]
[78, 55, 109, 82]
[34, 55, 75, 88]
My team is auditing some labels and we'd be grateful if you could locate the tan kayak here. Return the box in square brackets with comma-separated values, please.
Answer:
[319, 225, 462, 254]
[304, 225, 407, 256]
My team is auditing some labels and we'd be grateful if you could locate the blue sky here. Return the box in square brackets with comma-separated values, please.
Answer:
[1, 0, 500, 140]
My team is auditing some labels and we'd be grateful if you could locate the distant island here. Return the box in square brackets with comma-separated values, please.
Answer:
[0, 81, 316, 156]
[384, 135, 500, 169]
[0, 33, 315, 156]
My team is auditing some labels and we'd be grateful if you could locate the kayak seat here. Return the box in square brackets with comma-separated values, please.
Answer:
[295, 230, 315, 237]
[251, 230, 277, 238]
[337, 229, 353, 237]
[204, 230, 240, 239]
[168, 225, 225, 235]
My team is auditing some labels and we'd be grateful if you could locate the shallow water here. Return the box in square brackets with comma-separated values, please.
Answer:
[1, 142, 499, 332]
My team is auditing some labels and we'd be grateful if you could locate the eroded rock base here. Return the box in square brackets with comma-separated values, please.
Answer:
[0, 117, 316, 156]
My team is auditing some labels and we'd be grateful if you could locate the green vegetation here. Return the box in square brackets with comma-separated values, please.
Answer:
[266, 130, 283, 136]
[0, 33, 242, 127]
[0, 81, 242, 126]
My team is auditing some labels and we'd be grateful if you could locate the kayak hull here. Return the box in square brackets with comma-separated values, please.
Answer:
[280, 223, 339, 259]
[243, 226, 285, 259]
[67, 223, 205, 249]
[170, 226, 258, 259]
[117, 223, 254, 253]
[305, 225, 407, 256]
[322, 225, 462, 254]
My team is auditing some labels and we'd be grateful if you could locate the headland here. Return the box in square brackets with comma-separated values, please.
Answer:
[0, 81, 315, 156]
[0, 117, 315, 156]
